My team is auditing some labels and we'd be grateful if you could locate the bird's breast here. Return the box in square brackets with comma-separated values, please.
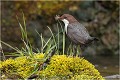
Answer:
[66, 23, 91, 44]
[62, 19, 69, 34]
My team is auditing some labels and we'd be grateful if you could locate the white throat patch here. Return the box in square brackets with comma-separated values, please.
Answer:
[62, 19, 69, 34]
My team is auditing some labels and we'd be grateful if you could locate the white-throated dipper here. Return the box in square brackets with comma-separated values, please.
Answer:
[55, 14, 98, 51]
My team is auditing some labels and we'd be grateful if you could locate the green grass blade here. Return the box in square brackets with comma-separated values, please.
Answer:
[58, 21, 65, 55]
[47, 26, 57, 49]
[56, 23, 59, 54]
[42, 37, 52, 50]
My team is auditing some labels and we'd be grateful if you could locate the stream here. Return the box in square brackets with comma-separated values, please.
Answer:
[84, 55, 119, 77]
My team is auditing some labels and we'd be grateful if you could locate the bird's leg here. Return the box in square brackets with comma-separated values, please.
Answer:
[77, 45, 82, 57]
[72, 44, 83, 57]
[73, 44, 77, 57]
[80, 44, 85, 51]
[70, 42, 74, 56]
[79, 44, 86, 57]
[76, 45, 79, 57]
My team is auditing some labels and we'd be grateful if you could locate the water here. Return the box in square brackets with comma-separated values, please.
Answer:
[84, 55, 119, 77]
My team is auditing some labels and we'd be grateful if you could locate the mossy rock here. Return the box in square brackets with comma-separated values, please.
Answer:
[0, 54, 104, 80]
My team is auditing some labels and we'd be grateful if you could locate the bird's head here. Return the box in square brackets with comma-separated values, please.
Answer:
[55, 14, 78, 24]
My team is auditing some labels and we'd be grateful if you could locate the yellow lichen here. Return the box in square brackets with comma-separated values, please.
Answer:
[0, 54, 104, 80]
[39, 55, 104, 80]
[0, 53, 44, 79]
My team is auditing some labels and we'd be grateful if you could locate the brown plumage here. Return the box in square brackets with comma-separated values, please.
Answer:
[55, 14, 98, 50]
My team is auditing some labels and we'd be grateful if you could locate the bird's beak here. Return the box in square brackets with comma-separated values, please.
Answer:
[55, 15, 61, 21]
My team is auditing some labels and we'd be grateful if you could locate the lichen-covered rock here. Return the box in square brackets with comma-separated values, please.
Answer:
[0, 54, 104, 80]
[39, 55, 104, 80]
[0, 53, 44, 79]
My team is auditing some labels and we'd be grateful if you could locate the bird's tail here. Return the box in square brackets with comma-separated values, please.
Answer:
[80, 37, 99, 50]
[86, 37, 99, 44]
[92, 37, 99, 41]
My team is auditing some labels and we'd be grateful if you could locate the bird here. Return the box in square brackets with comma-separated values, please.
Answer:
[55, 14, 98, 55]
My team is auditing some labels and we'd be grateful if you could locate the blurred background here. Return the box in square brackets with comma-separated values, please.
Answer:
[1, 1, 119, 77]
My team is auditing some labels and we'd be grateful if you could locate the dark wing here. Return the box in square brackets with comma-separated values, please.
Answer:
[67, 22, 90, 44]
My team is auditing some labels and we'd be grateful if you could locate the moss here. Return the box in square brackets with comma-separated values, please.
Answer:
[72, 74, 102, 80]
[0, 53, 44, 79]
[0, 54, 104, 80]
[39, 55, 104, 80]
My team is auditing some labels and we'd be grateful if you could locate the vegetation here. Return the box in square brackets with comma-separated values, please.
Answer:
[0, 54, 104, 80]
